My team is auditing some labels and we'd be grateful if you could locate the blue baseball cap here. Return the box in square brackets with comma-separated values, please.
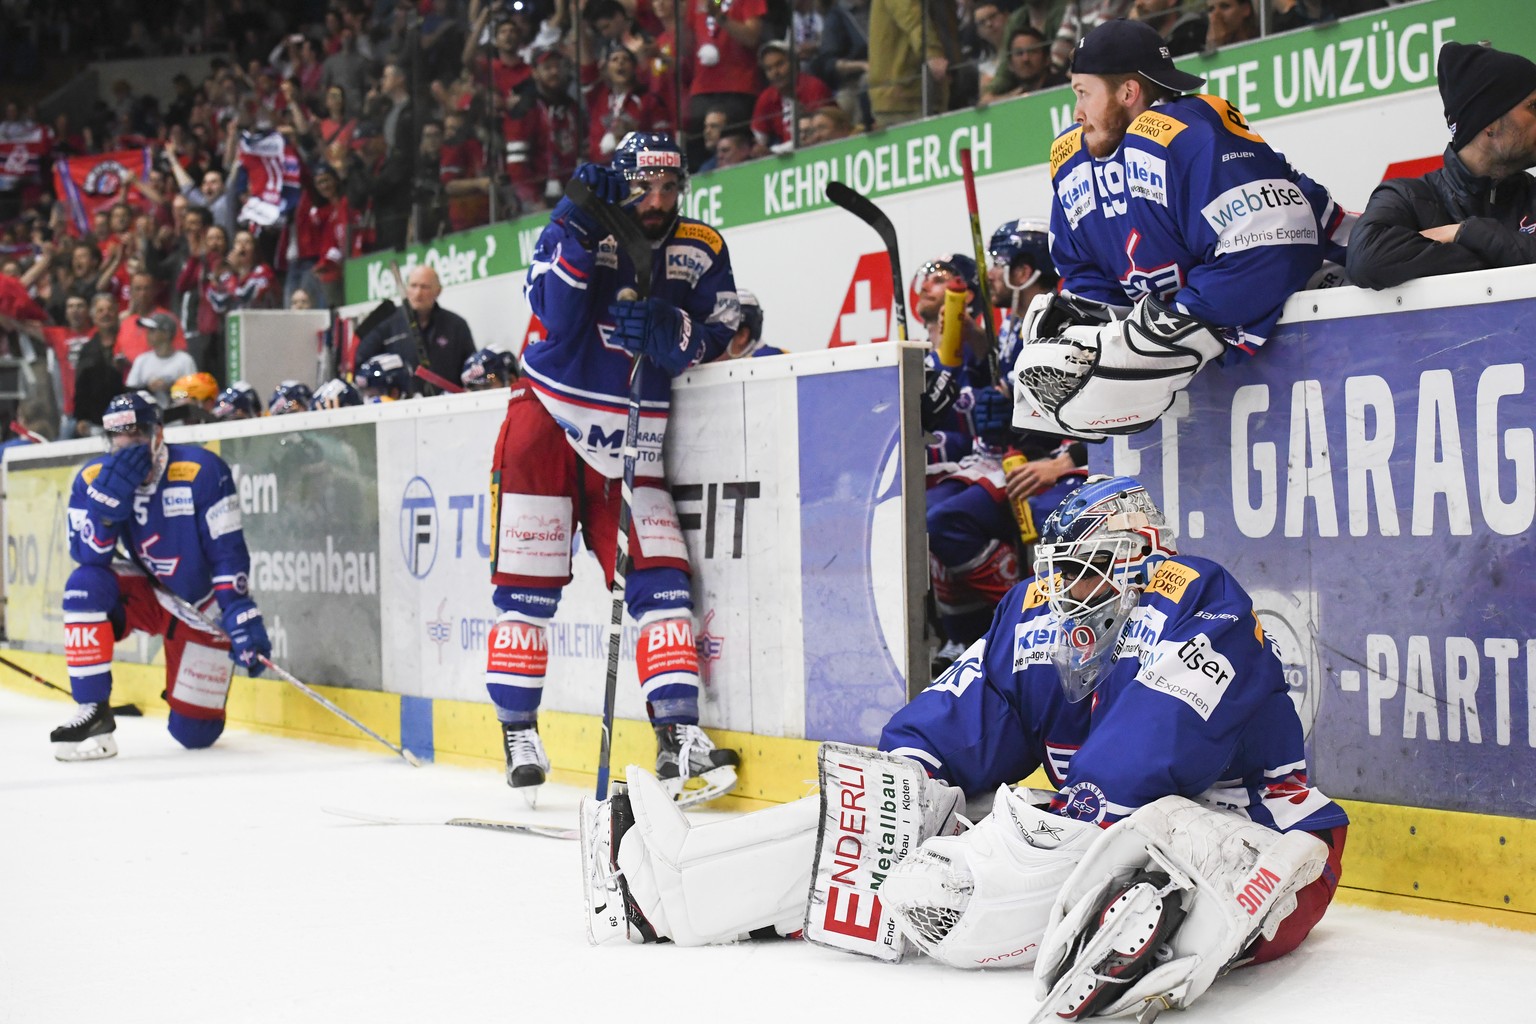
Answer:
[1071, 19, 1205, 93]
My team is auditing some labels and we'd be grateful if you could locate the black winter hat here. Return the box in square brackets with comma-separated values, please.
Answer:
[1438, 41, 1536, 151]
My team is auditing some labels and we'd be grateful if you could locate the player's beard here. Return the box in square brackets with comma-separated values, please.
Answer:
[637, 204, 676, 240]
[1083, 99, 1134, 159]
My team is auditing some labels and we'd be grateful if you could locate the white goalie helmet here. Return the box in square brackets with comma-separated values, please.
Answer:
[1033, 475, 1175, 701]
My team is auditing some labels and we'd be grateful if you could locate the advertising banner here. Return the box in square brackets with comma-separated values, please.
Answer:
[1097, 282, 1536, 819]
[375, 348, 915, 742]
[3, 455, 84, 649]
[218, 426, 382, 689]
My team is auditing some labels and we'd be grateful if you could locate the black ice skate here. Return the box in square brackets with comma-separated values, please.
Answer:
[654, 723, 739, 807]
[502, 722, 549, 807]
[51, 702, 118, 761]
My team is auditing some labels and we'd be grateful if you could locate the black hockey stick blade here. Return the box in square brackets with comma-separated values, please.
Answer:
[564, 178, 653, 299]
[322, 806, 578, 840]
[0, 653, 142, 715]
[825, 181, 909, 342]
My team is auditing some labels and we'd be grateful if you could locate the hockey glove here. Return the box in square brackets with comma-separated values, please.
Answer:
[609, 297, 701, 376]
[552, 164, 629, 250]
[220, 598, 271, 677]
[85, 444, 153, 521]
[956, 385, 1014, 445]
[920, 365, 959, 430]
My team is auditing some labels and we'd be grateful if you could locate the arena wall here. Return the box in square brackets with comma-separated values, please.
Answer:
[5, 0, 1533, 934]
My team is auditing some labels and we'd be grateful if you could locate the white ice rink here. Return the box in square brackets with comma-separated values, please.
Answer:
[3, 685, 1530, 1024]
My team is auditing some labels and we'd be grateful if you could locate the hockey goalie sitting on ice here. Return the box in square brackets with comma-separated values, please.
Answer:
[582, 476, 1348, 1020]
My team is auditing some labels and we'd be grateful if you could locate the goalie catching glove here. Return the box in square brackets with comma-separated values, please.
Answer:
[1012, 294, 1226, 442]
[1030, 796, 1329, 1021]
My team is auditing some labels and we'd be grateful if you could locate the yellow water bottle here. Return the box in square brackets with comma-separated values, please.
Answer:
[1002, 452, 1039, 545]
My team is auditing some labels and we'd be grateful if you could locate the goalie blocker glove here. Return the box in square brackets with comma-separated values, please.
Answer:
[1012, 294, 1225, 442]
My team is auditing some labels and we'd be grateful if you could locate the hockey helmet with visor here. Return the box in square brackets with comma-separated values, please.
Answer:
[1034, 475, 1175, 701]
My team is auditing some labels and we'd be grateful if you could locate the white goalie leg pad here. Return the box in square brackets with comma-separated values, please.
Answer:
[614, 766, 819, 946]
[1032, 795, 1329, 1019]
[803, 742, 961, 962]
[1013, 294, 1226, 440]
[881, 784, 1100, 969]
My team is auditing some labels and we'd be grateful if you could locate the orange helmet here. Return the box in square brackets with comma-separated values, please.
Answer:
[171, 372, 220, 407]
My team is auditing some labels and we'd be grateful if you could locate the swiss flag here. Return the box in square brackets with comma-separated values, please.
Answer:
[828, 252, 895, 348]
[521, 313, 547, 353]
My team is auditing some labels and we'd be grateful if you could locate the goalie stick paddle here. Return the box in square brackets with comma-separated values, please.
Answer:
[563, 176, 651, 802]
[825, 181, 910, 343]
[322, 806, 579, 841]
[0, 654, 143, 716]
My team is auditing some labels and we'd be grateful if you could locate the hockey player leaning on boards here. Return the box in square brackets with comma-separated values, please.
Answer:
[583, 476, 1348, 1020]
[484, 132, 743, 806]
[52, 390, 272, 761]
[1012, 18, 1351, 443]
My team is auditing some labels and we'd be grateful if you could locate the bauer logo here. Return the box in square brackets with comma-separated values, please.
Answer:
[399, 476, 438, 579]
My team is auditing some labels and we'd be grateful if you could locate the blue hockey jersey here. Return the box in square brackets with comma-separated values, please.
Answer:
[1048, 94, 1350, 352]
[880, 554, 1347, 834]
[68, 444, 254, 613]
[521, 214, 741, 479]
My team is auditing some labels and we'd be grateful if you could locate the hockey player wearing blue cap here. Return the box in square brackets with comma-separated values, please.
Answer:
[1013, 18, 1351, 441]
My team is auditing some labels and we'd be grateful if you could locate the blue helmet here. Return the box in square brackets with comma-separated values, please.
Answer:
[461, 348, 514, 390]
[268, 380, 314, 416]
[102, 390, 162, 435]
[611, 131, 687, 189]
[357, 353, 413, 400]
[989, 219, 1058, 290]
[212, 381, 262, 420]
[1033, 476, 1176, 702]
[310, 378, 363, 409]
[915, 253, 981, 314]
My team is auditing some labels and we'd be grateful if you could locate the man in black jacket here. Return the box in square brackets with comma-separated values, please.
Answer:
[355, 264, 477, 395]
[1348, 42, 1536, 289]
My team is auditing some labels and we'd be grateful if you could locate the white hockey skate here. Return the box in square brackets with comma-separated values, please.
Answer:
[51, 702, 118, 761]
[654, 723, 739, 808]
[502, 723, 549, 808]
[579, 785, 659, 945]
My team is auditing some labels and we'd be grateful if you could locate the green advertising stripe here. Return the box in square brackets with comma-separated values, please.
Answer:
[345, 0, 1515, 304]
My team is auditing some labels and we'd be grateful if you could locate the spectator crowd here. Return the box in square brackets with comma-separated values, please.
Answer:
[0, 0, 1418, 446]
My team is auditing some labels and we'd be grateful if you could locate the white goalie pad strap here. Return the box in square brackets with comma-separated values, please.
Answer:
[1013, 295, 1226, 441]
[615, 767, 819, 946]
[883, 785, 1099, 969]
[803, 742, 943, 962]
[171, 640, 235, 711]
[1033, 796, 1329, 1018]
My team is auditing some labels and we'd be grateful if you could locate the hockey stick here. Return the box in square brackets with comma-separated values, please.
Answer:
[0, 653, 143, 716]
[119, 554, 423, 766]
[387, 260, 465, 395]
[564, 177, 651, 801]
[825, 181, 910, 343]
[322, 805, 579, 840]
[958, 148, 1002, 384]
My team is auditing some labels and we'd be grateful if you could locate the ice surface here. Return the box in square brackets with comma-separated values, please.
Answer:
[3, 687, 1530, 1023]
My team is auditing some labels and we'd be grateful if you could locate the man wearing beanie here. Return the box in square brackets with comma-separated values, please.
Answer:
[1012, 19, 1350, 441]
[1348, 41, 1536, 289]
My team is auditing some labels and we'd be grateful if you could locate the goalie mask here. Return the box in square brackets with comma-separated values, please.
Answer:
[1034, 476, 1174, 702]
